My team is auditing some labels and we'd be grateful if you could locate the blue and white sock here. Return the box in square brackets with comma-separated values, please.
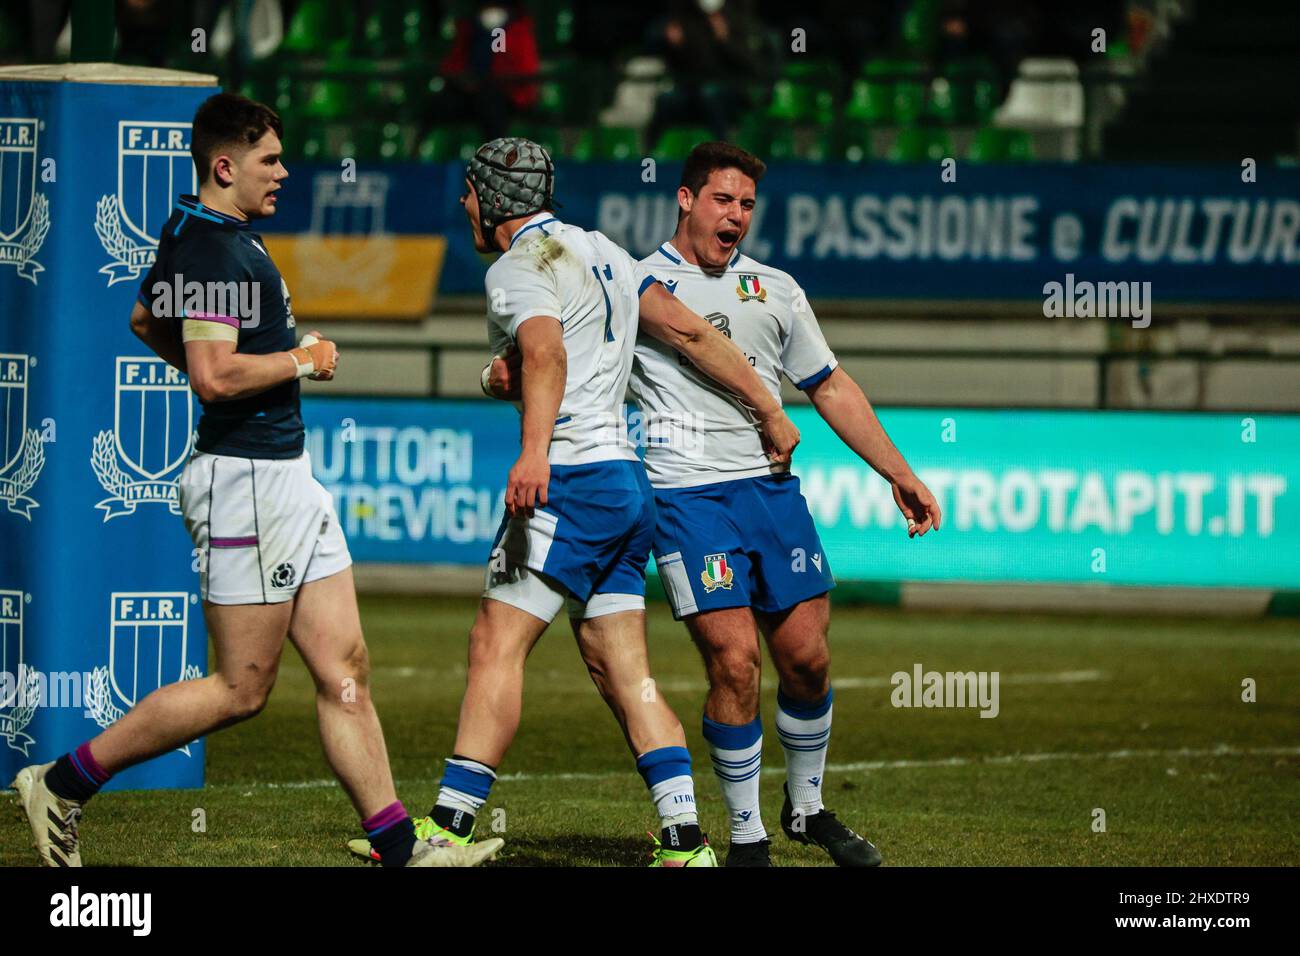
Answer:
[636, 745, 698, 827]
[702, 714, 767, 844]
[776, 686, 833, 816]
[433, 755, 497, 836]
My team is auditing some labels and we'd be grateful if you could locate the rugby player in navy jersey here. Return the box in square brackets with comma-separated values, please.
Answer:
[10, 93, 498, 868]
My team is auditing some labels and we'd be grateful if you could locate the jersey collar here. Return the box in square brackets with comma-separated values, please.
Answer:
[657, 240, 741, 270]
[508, 212, 559, 250]
[177, 195, 250, 228]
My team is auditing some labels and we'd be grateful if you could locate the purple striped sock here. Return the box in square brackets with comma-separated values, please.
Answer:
[362, 800, 409, 836]
[72, 742, 112, 785]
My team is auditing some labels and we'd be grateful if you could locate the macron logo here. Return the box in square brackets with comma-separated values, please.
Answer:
[811, 553, 822, 572]
[50, 886, 151, 936]
[664, 279, 678, 296]
[249, 239, 267, 257]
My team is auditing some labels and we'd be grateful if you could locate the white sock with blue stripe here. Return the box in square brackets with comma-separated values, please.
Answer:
[702, 714, 767, 844]
[776, 686, 833, 815]
[635, 745, 698, 826]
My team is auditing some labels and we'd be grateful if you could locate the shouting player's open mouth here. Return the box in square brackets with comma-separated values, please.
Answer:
[716, 228, 740, 253]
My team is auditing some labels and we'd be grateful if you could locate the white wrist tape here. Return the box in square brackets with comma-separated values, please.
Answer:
[294, 333, 319, 379]
[480, 360, 494, 396]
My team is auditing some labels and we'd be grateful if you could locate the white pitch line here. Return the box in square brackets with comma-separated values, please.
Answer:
[369, 668, 1108, 692]
[213, 743, 1300, 793]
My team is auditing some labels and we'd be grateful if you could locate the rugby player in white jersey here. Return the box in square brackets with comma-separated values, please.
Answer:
[488, 142, 942, 866]
[9, 94, 483, 868]
[350, 137, 801, 867]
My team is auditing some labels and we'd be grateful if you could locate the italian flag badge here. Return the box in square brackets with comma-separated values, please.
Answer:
[736, 274, 766, 302]
[701, 552, 735, 592]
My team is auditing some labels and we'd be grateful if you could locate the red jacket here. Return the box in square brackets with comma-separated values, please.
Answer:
[439, 14, 541, 110]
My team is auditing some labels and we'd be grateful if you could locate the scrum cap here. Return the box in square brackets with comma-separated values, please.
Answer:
[466, 137, 555, 245]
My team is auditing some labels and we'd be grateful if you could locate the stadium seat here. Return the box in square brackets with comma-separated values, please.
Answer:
[598, 56, 667, 128]
[886, 127, 951, 162]
[281, 0, 353, 55]
[927, 76, 957, 125]
[966, 127, 1034, 162]
[654, 126, 713, 160]
[378, 122, 408, 161]
[995, 57, 1084, 129]
[302, 78, 355, 120]
[899, 0, 942, 58]
[1004, 129, 1034, 161]
[417, 125, 479, 163]
[572, 126, 641, 161]
[844, 79, 892, 125]
[948, 56, 1001, 124]
[767, 79, 815, 123]
[861, 58, 928, 126]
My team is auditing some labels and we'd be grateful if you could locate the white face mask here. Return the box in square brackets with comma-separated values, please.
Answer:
[479, 6, 508, 30]
[697, 0, 725, 14]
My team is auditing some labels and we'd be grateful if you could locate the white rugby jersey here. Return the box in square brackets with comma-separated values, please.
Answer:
[630, 240, 837, 488]
[485, 214, 656, 466]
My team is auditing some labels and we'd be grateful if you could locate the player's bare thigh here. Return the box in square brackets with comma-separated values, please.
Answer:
[287, 566, 368, 688]
[205, 599, 294, 716]
[756, 594, 831, 701]
[685, 607, 764, 722]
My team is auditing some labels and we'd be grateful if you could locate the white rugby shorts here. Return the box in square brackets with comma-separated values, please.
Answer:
[178, 450, 352, 605]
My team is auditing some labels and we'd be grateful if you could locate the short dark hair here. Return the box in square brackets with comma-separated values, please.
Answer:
[679, 141, 766, 200]
[191, 93, 283, 185]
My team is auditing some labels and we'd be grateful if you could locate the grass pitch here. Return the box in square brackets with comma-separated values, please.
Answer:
[4, 595, 1298, 866]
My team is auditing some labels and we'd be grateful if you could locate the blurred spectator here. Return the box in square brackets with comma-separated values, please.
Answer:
[646, 0, 772, 148]
[434, 1, 539, 140]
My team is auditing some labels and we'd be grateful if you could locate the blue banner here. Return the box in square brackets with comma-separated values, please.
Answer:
[0, 76, 215, 790]
[303, 399, 512, 563]
[259, 161, 1300, 303]
[299, 398, 1300, 589]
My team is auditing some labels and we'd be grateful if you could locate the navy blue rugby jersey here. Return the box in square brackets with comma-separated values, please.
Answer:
[138, 195, 303, 459]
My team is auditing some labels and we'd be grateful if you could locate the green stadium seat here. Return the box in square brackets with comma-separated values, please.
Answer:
[282, 0, 353, 55]
[886, 127, 951, 162]
[926, 77, 957, 125]
[893, 77, 927, 126]
[966, 127, 1034, 162]
[654, 126, 714, 160]
[379, 122, 408, 161]
[302, 79, 355, 121]
[966, 126, 1006, 162]
[418, 125, 479, 163]
[859, 58, 928, 126]
[570, 127, 641, 161]
[767, 79, 815, 122]
[948, 56, 1001, 124]
[899, 0, 942, 58]
[844, 79, 892, 125]
[1004, 129, 1034, 162]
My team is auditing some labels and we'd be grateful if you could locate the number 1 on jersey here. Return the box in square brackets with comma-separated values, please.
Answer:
[592, 263, 615, 343]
